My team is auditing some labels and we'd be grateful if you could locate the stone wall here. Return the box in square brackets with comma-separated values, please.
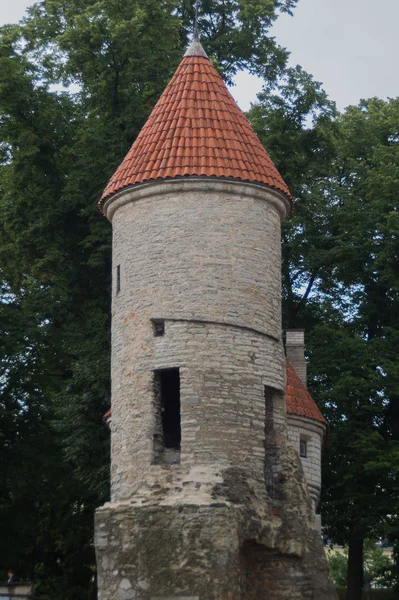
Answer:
[0, 584, 33, 599]
[95, 179, 337, 599]
[105, 179, 289, 342]
[285, 330, 307, 385]
[287, 415, 324, 509]
[95, 436, 337, 600]
[104, 179, 289, 502]
[96, 504, 242, 600]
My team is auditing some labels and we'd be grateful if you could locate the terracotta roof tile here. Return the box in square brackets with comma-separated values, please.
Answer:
[286, 362, 327, 426]
[103, 408, 112, 423]
[100, 45, 292, 207]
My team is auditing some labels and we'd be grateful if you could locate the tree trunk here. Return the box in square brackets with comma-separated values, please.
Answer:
[346, 535, 364, 600]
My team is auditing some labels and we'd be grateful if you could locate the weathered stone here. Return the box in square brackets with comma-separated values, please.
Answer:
[95, 179, 337, 599]
[287, 415, 325, 509]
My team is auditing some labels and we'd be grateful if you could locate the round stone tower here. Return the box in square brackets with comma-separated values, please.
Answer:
[95, 38, 337, 600]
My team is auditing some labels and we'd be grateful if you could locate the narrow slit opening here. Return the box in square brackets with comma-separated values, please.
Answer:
[264, 385, 286, 500]
[300, 438, 307, 458]
[116, 264, 121, 294]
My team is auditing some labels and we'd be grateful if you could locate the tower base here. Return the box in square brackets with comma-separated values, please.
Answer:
[95, 468, 337, 600]
[96, 503, 241, 600]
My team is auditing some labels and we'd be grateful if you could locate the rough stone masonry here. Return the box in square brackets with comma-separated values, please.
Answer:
[94, 38, 337, 600]
[95, 180, 337, 600]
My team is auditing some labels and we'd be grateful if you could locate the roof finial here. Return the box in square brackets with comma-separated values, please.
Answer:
[194, 0, 200, 40]
[184, 0, 208, 58]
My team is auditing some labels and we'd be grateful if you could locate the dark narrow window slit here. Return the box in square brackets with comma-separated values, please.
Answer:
[116, 264, 121, 294]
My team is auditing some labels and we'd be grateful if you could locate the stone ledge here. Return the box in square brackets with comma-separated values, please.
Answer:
[103, 178, 291, 222]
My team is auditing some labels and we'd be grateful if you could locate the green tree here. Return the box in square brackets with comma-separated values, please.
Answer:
[327, 541, 395, 589]
[248, 64, 338, 329]
[0, 1, 298, 596]
[316, 99, 399, 600]
[250, 85, 399, 600]
[0, 20, 110, 596]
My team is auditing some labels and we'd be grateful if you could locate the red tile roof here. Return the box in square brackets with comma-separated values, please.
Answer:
[286, 362, 327, 426]
[103, 408, 112, 423]
[100, 41, 292, 207]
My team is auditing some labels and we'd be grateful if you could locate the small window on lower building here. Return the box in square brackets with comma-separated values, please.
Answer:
[300, 438, 307, 458]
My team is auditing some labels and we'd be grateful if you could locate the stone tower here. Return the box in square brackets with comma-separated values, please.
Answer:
[95, 38, 337, 600]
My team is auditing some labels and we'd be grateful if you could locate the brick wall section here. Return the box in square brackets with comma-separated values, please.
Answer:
[286, 330, 307, 385]
[105, 179, 289, 501]
[96, 504, 242, 600]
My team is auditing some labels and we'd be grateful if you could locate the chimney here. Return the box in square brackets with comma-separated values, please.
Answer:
[286, 329, 307, 386]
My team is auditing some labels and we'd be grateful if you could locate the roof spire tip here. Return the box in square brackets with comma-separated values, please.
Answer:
[185, 1, 207, 58]
[194, 0, 200, 40]
[184, 0, 207, 57]
[184, 37, 208, 58]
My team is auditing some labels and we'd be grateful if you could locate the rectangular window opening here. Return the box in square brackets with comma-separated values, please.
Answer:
[152, 368, 180, 465]
[152, 319, 165, 337]
[116, 264, 121, 294]
[300, 438, 307, 458]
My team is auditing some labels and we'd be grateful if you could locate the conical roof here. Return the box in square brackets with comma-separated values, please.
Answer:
[286, 362, 327, 426]
[100, 40, 292, 206]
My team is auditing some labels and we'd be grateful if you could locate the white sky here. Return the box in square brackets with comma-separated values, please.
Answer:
[237, 0, 399, 111]
[1, 0, 399, 112]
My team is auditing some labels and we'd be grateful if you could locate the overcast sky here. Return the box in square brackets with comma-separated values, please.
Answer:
[1, 0, 399, 112]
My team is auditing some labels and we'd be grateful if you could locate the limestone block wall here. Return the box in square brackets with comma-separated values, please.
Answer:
[109, 318, 286, 500]
[103, 179, 290, 501]
[105, 179, 289, 340]
[287, 415, 325, 509]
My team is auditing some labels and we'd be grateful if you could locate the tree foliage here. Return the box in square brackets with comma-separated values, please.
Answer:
[1, 0, 398, 598]
[327, 541, 395, 589]
[0, 1, 294, 597]
[249, 84, 399, 599]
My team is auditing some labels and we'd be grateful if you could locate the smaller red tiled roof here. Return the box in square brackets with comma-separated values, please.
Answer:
[286, 362, 327, 426]
[103, 408, 112, 424]
[100, 39, 292, 208]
